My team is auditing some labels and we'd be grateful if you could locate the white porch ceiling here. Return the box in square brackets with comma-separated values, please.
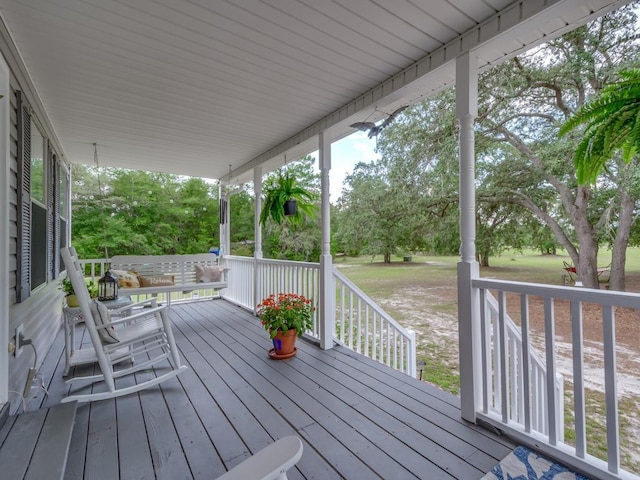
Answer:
[0, 0, 630, 183]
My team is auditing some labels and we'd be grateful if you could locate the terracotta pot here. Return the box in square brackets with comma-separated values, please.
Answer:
[271, 328, 297, 355]
[66, 294, 79, 307]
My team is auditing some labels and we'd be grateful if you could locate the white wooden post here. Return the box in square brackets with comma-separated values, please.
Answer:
[253, 167, 263, 314]
[456, 52, 481, 423]
[319, 131, 335, 350]
[0, 53, 10, 406]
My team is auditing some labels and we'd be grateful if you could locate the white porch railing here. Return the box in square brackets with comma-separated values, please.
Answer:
[474, 279, 640, 480]
[77, 258, 108, 282]
[223, 256, 321, 334]
[223, 255, 416, 377]
[77, 254, 416, 378]
[333, 269, 416, 377]
[222, 255, 258, 310]
[482, 290, 564, 439]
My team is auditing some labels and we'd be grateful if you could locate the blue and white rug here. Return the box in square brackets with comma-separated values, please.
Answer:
[482, 446, 590, 480]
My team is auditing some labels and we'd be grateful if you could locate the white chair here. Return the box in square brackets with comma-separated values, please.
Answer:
[216, 436, 303, 480]
[60, 247, 187, 403]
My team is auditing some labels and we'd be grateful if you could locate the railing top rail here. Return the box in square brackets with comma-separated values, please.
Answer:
[257, 258, 320, 269]
[77, 258, 109, 264]
[474, 278, 640, 309]
[223, 255, 254, 263]
[224, 255, 320, 269]
[333, 267, 411, 335]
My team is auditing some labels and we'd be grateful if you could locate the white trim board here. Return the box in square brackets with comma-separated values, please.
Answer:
[0, 50, 10, 407]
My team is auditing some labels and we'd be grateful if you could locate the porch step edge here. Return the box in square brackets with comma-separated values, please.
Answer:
[0, 401, 77, 480]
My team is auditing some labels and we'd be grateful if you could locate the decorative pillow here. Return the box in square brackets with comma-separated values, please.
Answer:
[138, 275, 175, 287]
[111, 269, 140, 288]
[195, 265, 223, 283]
[90, 299, 119, 344]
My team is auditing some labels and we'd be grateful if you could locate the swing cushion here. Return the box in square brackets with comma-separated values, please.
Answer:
[90, 299, 120, 344]
[111, 270, 141, 288]
[195, 265, 224, 283]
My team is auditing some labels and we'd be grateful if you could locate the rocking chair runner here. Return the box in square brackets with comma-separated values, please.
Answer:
[60, 247, 187, 403]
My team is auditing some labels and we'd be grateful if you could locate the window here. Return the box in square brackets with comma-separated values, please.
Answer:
[30, 120, 47, 290]
[59, 164, 68, 218]
[30, 122, 44, 203]
[16, 92, 68, 301]
[59, 163, 69, 274]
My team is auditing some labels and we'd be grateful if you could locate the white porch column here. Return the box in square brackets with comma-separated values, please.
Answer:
[319, 131, 335, 350]
[456, 52, 482, 423]
[253, 167, 263, 314]
[218, 183, 231, 257]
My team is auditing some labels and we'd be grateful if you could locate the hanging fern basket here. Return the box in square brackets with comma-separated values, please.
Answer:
[259, 171, 315, 225]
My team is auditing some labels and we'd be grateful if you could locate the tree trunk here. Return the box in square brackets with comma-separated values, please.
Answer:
[576, 241, 599, 289]
[384, 251, 391, 263]
[572, 187, 600, 289]
[609, 190, 634, 291]
[477, 252, 490, 267]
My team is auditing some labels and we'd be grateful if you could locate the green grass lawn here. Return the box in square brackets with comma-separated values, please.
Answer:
[339, 247, 640, 286]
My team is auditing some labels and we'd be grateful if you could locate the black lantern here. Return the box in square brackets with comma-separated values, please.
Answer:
[98, 269, 118, 301]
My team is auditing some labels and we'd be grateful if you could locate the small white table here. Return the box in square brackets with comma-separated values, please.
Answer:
[63, 296, 133, 375]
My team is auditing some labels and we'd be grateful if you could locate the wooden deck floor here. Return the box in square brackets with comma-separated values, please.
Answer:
[36, 299, 514, 479]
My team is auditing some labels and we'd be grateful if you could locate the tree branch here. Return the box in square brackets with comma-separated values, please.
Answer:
[507, 190, 578, 259]
[488, 123, 574, 205]
[494, 112, 556, 127]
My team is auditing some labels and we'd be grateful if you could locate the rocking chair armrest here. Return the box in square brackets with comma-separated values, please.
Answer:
[107, 306, 167, 327]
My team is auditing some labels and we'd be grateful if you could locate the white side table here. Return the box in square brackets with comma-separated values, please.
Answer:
[63, 296, 133, 375]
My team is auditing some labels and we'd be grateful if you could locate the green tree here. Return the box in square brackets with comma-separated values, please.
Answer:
[228, 186, 255, 245]
[71, 167, 221, 257]
[474, 7, 640, 289]
[177, 177, 220, 252]
[363, 92, 536, 265]
[335, 160, 424, 263]
[356, 5, 640, 284]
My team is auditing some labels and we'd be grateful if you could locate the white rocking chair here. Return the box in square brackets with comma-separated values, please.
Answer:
[216, 436, 303, 480]
[60, 247, 187, 403]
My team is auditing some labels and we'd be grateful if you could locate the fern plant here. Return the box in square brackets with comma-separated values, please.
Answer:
[559, 69, 640, 184]
[259, 171, 315, 225]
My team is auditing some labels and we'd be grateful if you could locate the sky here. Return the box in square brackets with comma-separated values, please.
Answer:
[313, 131, 381, 202]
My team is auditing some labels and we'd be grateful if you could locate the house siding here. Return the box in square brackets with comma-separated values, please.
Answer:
[6, 71, 65, 413]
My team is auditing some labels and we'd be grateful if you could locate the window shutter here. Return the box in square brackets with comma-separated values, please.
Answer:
[16, 91, 31, 302]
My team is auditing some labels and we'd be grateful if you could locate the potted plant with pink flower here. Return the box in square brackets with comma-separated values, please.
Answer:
[257, 293, 315, 359]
